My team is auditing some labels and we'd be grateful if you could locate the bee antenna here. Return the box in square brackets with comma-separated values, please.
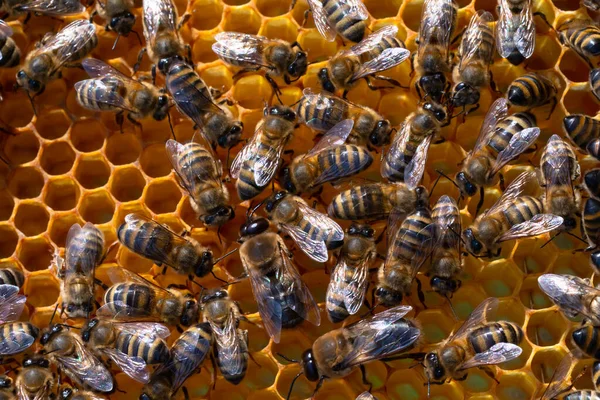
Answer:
[212, 248, 238, 266]
[217, 225, 223, 246]
[59, 324, 80, 330]
[286, 370, 304, 400]
[112, 34, 121, 51]
[49, 303, 59, 325]
[540, 231, 561, 249]
[167, 111, 175, 139]
[277, 353, 298, 363]
[190, 279, 205, 290]
[444, 294, 458, 320]
[434, 169, 460, 191]
[132, 30, 143, 46]
[26, 91, 37, 117]
[565, 231, 589, 245]
[249, 198, 266, 219]
[427, 378, 431, 398]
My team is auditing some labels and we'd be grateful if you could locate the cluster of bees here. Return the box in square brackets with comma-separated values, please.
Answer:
[3, 0, 600, 396]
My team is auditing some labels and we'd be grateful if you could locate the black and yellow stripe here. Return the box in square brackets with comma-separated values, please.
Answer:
[541, 135, 578, 185]
[468, 321, 524, 354]
[104, 283, 155, 317]
[507, 73, 556, 107]
[171, 322, 212, 374]
[573, 324, 600, 359]
[236, 142, 275, 201]
[564, 114, 600, 151]
[360, 36, 406, 63]
[585, 169, 600, 199]
[488, 112, 536, 155]
[0, 267, 24, 287]
[389, 207, 434, 261]
[317, 145, 371, 182]
[297, 92, 348, 132]
[0, 322, 38, 355]
[584, 198, 600, 244]
[561, 23, 600, 65]
[115, 330, 170, 364]
[432, 195, 460, 250]
[501, 196, 544, 226]
[0, 33, 19, 68]
[118, 218, 174, 265]
[323, 0, 366, 43]
[76, 77, 125, 112]
[329, 183, 390, 220]
[166, 62, 212, 107]
[216, 329, 248, 384]
[66, 224, 104, 275]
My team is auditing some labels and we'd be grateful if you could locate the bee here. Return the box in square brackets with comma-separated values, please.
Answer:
[0, 266, 24, 287]
[265, 190, 344, 262]
[563, 114, 600, 156]
[584, 169, 600, 200]
[558, 19, 600, 69]
[326, 223, 377, 323]
[297, 88, 393, 147]
[59, 384, 108, 400]
[230, 105, 297, 201]
[91, 0, 138, 50]
[375, 207, 436, 307]
[39, 322, 113, 392]
[455, 98, 539, 212]
[381, 101, 447, 186]
[16, 20, 97, 99]
[572, 324, 600, 359]
[462, 171, 564, 257]
[423, 298, 523, 393]
[140, 322, 212, 400]
[0, 375, 13, 400]
[81, 319, 171, 383]
[0, 20, 20, 69]
[496, 0, 535, 65]
[540, 354, 598, 400]
[97, 266, 199, 327]
[356, 393, 377, 400]
[166, 62, 243, 150]
[428, 195, 462, 299]
[328, 182, 429, 221]
[583, 198, 600, 272]
[139, 0, 189, 77]
[212, 32, 307, 99]
[451, 10, 495, 112]
[281, 119, 373, 195]
[117, 213, 218, 279]
[0, 0, 84, 20]
[317, 25, 410, 96]
[201, 289, 249, 385]
[238, 216, 320, 343]
[285, 305, 420, 398]
[14, 357, 54, 400]
[413, 0, 458, 101]
[292, 0, 368, 43]
[594, 362, 600, 391]
[583, 0, 600, 11]
[537, 134, 581, 231]
[166, 138, 234, 226]
[506, 72, 558, 119]
[591, 69, 600, 103]
[0, 322, 38, 357]
[538, 273, 600, 324]
[0, 284, 25, 324]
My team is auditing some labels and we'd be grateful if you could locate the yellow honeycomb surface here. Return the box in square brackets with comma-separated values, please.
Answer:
[1, 0, 600, 398]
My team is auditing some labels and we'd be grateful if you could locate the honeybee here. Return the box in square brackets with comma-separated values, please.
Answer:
[201, 289, 249, 384]
[456, 98, 540, 213]
[583, 0, 600, 11]
[381, 101, 448, 186]
[326, 223, 377, 323]
[328, 182, 429, 221]
[0, 375, 13, 400]
[212, 32, 307, 99]
[584, 169, 600, 200]
[97, 266, 199, 327]
[591, 69, 600, 102]
[91, 0, 138, 50]
[81, 319, 171, 383]
[0, 322, 38, 357]
[375, 207, 436, 307]
[413, 0, 458, 101]
[75, 58, 170, 131]
[59, 384, 108, 400]
[506, 72, 558, 118]
[594, 362, 600, 391]
[451, 10, 495, 112]
[537, 134, 581, 231]
[265, 191, 344, 262]
[0, 20, 20, 69]
[140, 322, 212, 400]
[297, 88, 393, 147]
[282, 119, 372, 195]
[563, 114, 600, 155]
[0, 0, 84, 20]
[292, 0, 368, 43]
[39, 323, 113, 392]
[16, 20, 97, 99]
[0, 266, 24, 287]
[462, 171, 564, 257]
[0, 284, 25, 324]
[117, 213, 217, 279]
[356, 393, 376, 400]
[285, 305, 420, 398]
[540, 354, 596, 400]
[230, 105, 297, 201]
[496, 0, 535, 65]
[423, 298, 523, 393]
[538, 273, 600, 325]
[166, 61, 243, 150]
[317, 25, 410, 96]
[572, 324, 600, 360]
[583, 198, 600, 272]
[166, 138, 234, 226]
[238, 216, 320, 343]
[14, 357, 54, 400]
[558, 19, 600, 69]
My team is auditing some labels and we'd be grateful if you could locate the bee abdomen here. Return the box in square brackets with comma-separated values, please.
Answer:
[318, 145, 372, 183]
[564, 114, 600, 151]
[329, 184, 386, 220]
[507, 73, 555, 107]
[167, 63, 212, 104]
[563, 391, 600, 400]
[323, 0, 365, 42]
[502, 196, 543, 226]
[116, 332, 170, 364]
[391, 208, 434, 260]
[489, 112, 536, 154]
[0, 35, 19, 68]
[584, 198, 600, 244]
[104, 283, 155, 315]
[382, 135, 423, 182]
[172, 322, 212, 368]
[591, 68, 600, 101]
[0, 322, 38, 355]
[573, 325, 600, 358]
[468, 321, 524, 354]
[76, 78, 122, 111]
[118, 220, 170, 260]
[326, 299, 349, 323]
[361, 37, 405, 62]
[565, 25, 600, 59]
[236, 160, 267, 201]
[0, 268, 24, 287]
[217, 330, 248, 384]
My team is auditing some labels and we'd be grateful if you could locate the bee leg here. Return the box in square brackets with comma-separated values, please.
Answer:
[359, 365, 373, 392]
[372, 74, 408, 89]
[364, 77, 395, 91]
[22, 12, 31, 25]
[342, 89, 349, 99]
[475, 186, 485, 216]
[546, 96, 558, 120]
[89, 10, 97, 23]
[210, 354, 218, 389]
[94, 278, 108, 290]
[488, 71, 502, 96]
[182, 386, 190, 400]
[127, 113, 143, 132]
[115, 112, 124, 134]
[311, 376, 326, 399]
[177, 13, 191, 31]
[416, 278, 427, 309]
[415, 81, 422, 100]
[265, 73, 283, 104]
[133, 47, 147, 74]
[479, 366, 499, 384]
[302, 9, 311, 28]
[498, 173, 505, 191]
[248, 351, 262, 368]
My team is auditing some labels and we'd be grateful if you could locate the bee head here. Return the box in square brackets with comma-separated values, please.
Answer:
[16, 70, 43, 95]
[424, 352, 445, 381]
[203, 205, 235, 226]
[430, 276, 461, 296]
[288, 49, 307, 79]
[110, 11, 135, 35]
[239, 217, 270, 239]
[158, 55, 184, 75]
[419, 73, 446, 102]
[80, 318, 99, 342]
[0, 376, 11, 389]
[281, 167, 296, 193]
[180, 299, 199, 326]
[375, 286, 403, 306]
[219, 121, 243, 148]
[463, 228, 483, 255]
[59, 387, 74, 399]
[301, 349, 320, 381]
[348, 224, 374, 238]
[318, 68, 335, 93]
[266, 105, 296, 122]
[370, 119, 392, 147]
[423, 101, 447, 122]
[265, 191, 288, 212]
[40, 324, 63, 345]
[456, 171, 477, 197]
[591, 251, 600, 274]
[23, 356, 50, 369]
[452, 81, 479, 107]
[195, 251, 214, 278]
[153, 94, 170, 121]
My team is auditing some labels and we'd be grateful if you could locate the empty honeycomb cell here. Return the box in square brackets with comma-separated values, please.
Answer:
[561, 51, 592, 84]
[211, 383, 249, 400]
[242, 352, 278, 390]
[478, 259, 523, 297]
[4, 130, 39, 165]
[563, 84, 600, 116]
[190, 0, 223, 30]
[526, 309, 567, 347]
[74, 155, 111, 189]
[23, 272, 59, 307]
[449, 286, 489, 320]
[70, 119, 106, 152]
[401, 0, 424, 32]
[530, 347, 567, 386]
[40, 141, 76, 175]
[512, 237, 554, 274]
[8, 166, 45, 199]
[426, 141, 465, 179]
[34, 79, 68, 110]
[48, 212, 84, 247]
[16, 236, 53, 272]
[0, 92, 34, 129]
[192, 35, 218, 63]
[346, 80, 382, 110]
[13, 202, 49, 237]
[260, 17, 298, 43]
[385, 368, 424, 400]
[428, 381, 464, 400]
[0, 224, 18, 258]
[104, 133, 142, 166]
[223, 6, 262, 34]
[363, 0, 402, 17]
[0, 190, 14, 221]
[495, 371, 538, 400]
[201, 65, 235, 95]
[34, 109, 71, 140]
[276, 364, 313, 400]
[117, 245, 155, 274]
[109, 166, 146, 202]
[297, 31, 339, 63]
[79, 190, 116, 225]
[551, 251, 590, 277]
[273, 331, 312, 366]
[247, 390, 284, 400]
[527, 35, 562, 71]
[312, 381, 354, 400]
[232, 75, 274, 109]
[144, 179, 182, 214]
[416, 309, 454, 344]
[460, 369, 494, 393]
[43, 177, 80, 211]
[519, 275, 555, 311]
[140, 143, 172, 178]
[256, 0, 292, 17]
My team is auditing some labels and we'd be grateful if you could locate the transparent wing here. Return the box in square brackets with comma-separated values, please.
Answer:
[65, 222, 104, 275]
[210, 309, 244, 379]
[473, 98, 508, 154]
[170, 325, 211, 391]
[459, 10, 495, 72]
[299, 88, 350, 130]
[96, 300, 152, 320]
[0, 284, 25, 323]
[113, 322, 171, 340]
[541, 354, 576, 400]
[484, 170, 535, 217]
[537, 274, 600, 321]
[104, 347, 149, 383]
[515, 0, 535, 58]
[351, 48, 410, 81]
[282, 224, 329, 262]
[459, 342, 522, 370]
[82, 58, 139, 83]
[381, 122, 409, 181]
[405, 135, 433, 190]
[418, 0, 454, 60]
[489, 127, 540, 177]
[212, 32, 269, 66]
[307, 119, 354, 157]
[448, 297, 498, 342]
[312, 147, 372, 187]
[433, 195, 461, 252]
[496, 0, 516, 58]
[497, 214, 564, 242]
[74, 78, 136, 112]
[330, 254, 372, 315]
[340, 0, 369, 20]
[0, 323, 36, 355]
[542, 135, 573, 193]
[17, 0, 84, 15]
[356, 392, 376, 400]
[143, 0, 177, 47]
[348, 25, 399, 56]
[0, 20, 13, 36]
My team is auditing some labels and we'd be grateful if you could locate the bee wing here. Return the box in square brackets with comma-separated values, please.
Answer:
[0, 322, 35, 355]
[81, 58, 136, 83]
[74, 78, 138, 113]
[459, 10, 495, 73]
[169, 326, 212, 391]
[17, 0, 84, 15]
[328, 254, 372, 315]
[230, 121, 262, 179]
[347, 25, 399, 56]
[351, 48, 410, 81]
[497, 213, 564, 242]
[305, 0, 338, 42]
[489, 127, 540, 177]
[212, 32, 269, 66]
[542, 134, 574, 193]
[96, 300, 153, 321]
[340, 0, 369, 20]
[473, 98, 508, 154]
[114, 322, 171, 340]
[447, 297, 498, 342]
[307, 119, 354, 157]
[417, 0, 453, 60]
[515, 0, 535, 58]
[537, 274, 600, 321]
[405, 135, 433, 190]
[356, 392, 376, 400]
[65, 222, 104, 275]
[103, 347, 150, 383]
[458, 342, 522, 370]
[483, 170, 535, 217]
[210, 309, 245, 379]
[540, 354, 576, 400]
[0, 284, 26, 323]
[434, 195, 461, 251]
[312, 148, 372, 188]
[0, 20, 13, 36]
[143, 0, 177, 48]
[381, 122, 409, 180]
[282, 224, 329, 262]
[496, 0, 516, 58]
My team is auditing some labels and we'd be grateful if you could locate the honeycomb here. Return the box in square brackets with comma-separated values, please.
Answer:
[0, 0, 599, 398]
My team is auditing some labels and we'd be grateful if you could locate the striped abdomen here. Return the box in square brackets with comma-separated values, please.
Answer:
[389, 208, 435, 261]
[591, 69, 600, 101]
[501, 196, 544, 227]
[326, 254, 363, 323]
[177, 142, 220, 193]
[0, 322, 38, 355]
[563, 24, 600, 61]
[76, 76, 125, 112]
[315, 145, 372, 183]
[216, 329, 248, 384]
[541, 136, 579, 185]
[470, 21, 495, 64]
[507, 73, 556, 107]
[564, 114, 600, 151]
[115, 331, 169, 364]
[468, 321, 524, 354]
[271, 269, 304, 329]
[117, 218, 173, 265]
[594, 361, 600, 391]
[66, 225, 104, 274]
[166, 63, 212, 110]
[573, 325, 600, 358]
[104, 283, 155, 316]
[0, 34, 19, 68]
[322, 0, 366, 43]
[432, 195, 460, 250]
[236, 141, 275, 201]
[297, 94, 348, 132]
[0, 268, 24, 287]
[360, 36, 405, 63]
[563, 391, 600, 400]
[216, 39, 264, 68]
[171, 323, 212, 376]
[584, 198, 600, 244]
[64, 32, 97, 62]
[488, 113, 536, 155]
[329, 183, 392, 220]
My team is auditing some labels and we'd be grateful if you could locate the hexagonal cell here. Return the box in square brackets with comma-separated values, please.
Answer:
[0, 224, 18, 258]
[563, 85, 600, 116]
[416, 309, 454, 345]
[459, 368, 494, 394]
[192, 35, 218, 63]
[190, 0, 223, 30]
[256, 0, 292, 17]
[428, 381, 464, 400]
[105, 133, 141, 166]
[16, 236, 53, 272]
[276, 364, 313, 400]
[526, 309, 567, 347]
[0, 190, 15, 221]
[241, 352, 278, 390]
[559, 50, 590, 83]
[519, 276, 555, 310]
[551, 251, 590, 277]
[495, 371, 538, 400]
[478, 259, 523, 298]
[232, 75, 273, 109]
[110, 166, 146, 202]
[401, 0, 423, 32]
[364, 0, 401, 18]
[4, 130, 39, 165]
[201, 65, 234, 94]
[48, 212, 84, 248]
[512, 237, 553, 274]
[34, 109, 71, 140]
[23, 272, 59, 307]
[527, 35, 562, 71]
[260, 17, 299, 43]
[79, 190, 115, 224]
[74, 155, 111, 189]
[43, 177, 80, 211]
[70, 119, 106, 152]
[8, 166, 44, 199]
[144, 179, 181, 214]
[530, 347, 567, 385]
[139, 143, 172, 178]
[40, 141, 76, 175]
[14, 202, 49, 237]
[223, 6, 262, 34]
[0, 92, 34, 129]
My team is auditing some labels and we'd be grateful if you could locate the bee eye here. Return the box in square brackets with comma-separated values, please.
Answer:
[110, 16, 119, 28]
[29, 79, 41, 92]
[17, 70, 26, 79]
